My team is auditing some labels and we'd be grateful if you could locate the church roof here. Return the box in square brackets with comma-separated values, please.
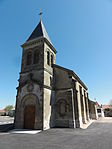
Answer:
[53, 64, 88, 90]
[26, 20, 52, 44]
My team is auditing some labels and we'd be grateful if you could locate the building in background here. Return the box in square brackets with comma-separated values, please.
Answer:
[96, 102, 104, 118]
[102, 105, 112, 117]
[0, 109, 5, 116]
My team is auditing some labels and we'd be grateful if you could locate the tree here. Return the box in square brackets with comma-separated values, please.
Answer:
[4, 105, 13, 113]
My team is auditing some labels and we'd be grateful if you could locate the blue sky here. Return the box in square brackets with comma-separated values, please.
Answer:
[0, 0, 112, 108]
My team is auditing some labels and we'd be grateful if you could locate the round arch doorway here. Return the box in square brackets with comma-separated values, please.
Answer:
[24, 105, 36, 129]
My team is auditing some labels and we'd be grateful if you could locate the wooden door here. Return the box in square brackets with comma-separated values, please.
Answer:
[24, 105, 35, 129]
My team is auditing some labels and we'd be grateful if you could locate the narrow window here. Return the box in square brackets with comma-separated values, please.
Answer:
[27, 51, 32, 65]
[34, 50, 39, 64]
[60, 101, 65, 115]
[50, 77, 52, 86]
[65, 104, 69, 113]
[51, 54, 54, 67]
[47, 51, 50, 65]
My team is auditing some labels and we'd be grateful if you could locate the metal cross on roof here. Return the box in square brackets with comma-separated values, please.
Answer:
[39, 11, 43, 20]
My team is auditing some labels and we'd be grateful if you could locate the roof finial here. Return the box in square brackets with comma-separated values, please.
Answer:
[39, 11, 43, 20]
[39, 1, 43, 20]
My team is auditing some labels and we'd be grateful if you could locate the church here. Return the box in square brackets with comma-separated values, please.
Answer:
[14, 19, 96, 130]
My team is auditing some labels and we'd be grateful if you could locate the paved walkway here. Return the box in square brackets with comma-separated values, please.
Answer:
[0, 117, 112, 149]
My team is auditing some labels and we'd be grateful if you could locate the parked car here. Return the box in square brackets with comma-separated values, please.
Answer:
[8, 109, 15, 117]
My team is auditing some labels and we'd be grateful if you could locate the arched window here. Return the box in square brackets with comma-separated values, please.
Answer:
[33, 50, 39, 64]
[60, 101, 66, 115]
[58, 100, 69, 116]
[51, 54, 54, 67]
[50, 76, 53, 87]
[47, 51, 50, 65]
[27, 51, 32, 65]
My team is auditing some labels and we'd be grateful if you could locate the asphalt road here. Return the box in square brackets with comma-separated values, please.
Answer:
[0, 116, 14, 124]
[0, 117, 112, 149]
[0, 116, 14, 132]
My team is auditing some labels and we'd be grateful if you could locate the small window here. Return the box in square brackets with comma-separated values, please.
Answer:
[50, 76, 53, 87]
[27, 51, 32, 65]
[79, 86, 82, 95]
[50, 77, 52, 86]
[47, 51, 50, 65]
[51, 54, 54, 67]
[60, 102, 66, 115]
[33, 50, 39, 64]
[97, 109, 101, 113]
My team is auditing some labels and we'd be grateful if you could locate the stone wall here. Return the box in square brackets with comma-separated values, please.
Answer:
[15, 80, 43, 129]
[54, 90, 75, 128]
[89, 100, 97, 120]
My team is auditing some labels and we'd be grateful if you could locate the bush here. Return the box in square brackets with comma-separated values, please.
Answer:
[104, 108, 112, 117]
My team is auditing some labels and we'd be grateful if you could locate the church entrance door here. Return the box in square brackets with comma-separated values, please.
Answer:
[24, 105, 35, 129]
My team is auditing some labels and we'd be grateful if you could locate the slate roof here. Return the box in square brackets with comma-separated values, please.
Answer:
[26, 20, 52, 44]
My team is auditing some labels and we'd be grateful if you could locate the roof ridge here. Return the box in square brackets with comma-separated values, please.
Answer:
[26, 20, 52, 44]
[40, 20, 52, 44]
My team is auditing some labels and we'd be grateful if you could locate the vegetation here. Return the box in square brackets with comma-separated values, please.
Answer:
[104, 108, 112, 117]
[4, 105, 14, 113]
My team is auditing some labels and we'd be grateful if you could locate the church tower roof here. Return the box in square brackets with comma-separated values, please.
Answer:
[26, 20, 52, 44]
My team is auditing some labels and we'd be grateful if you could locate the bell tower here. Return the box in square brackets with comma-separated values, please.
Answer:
[15, 20, 56, 130]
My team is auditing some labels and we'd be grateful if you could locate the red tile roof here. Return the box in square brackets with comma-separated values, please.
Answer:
[102, 105, 112, 110]
[0, 109, 5, 113]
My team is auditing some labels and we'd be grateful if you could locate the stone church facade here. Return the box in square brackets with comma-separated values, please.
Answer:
[14, 20, 94, 130]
